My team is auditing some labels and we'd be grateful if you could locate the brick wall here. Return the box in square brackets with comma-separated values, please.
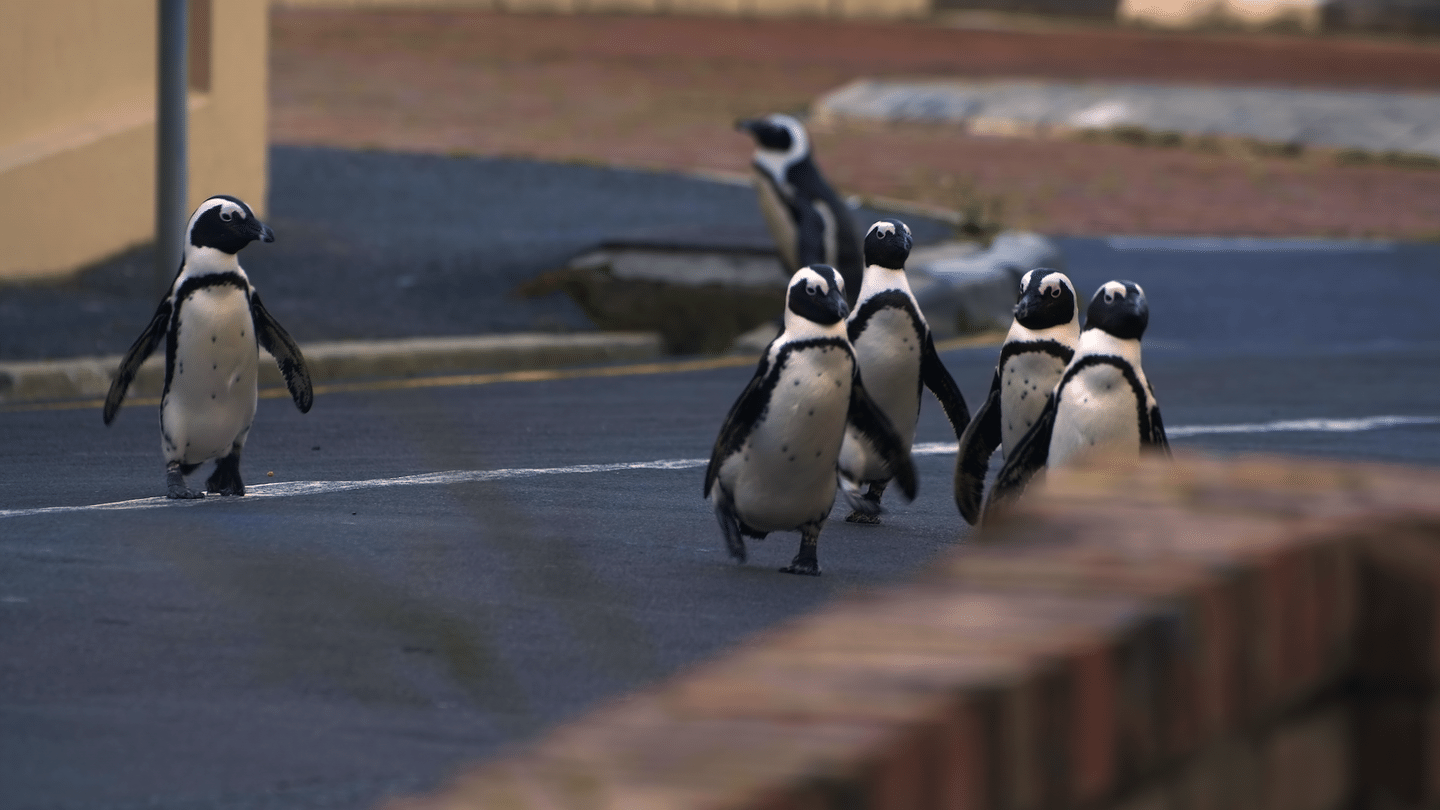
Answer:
[389, 451, 1440, 810]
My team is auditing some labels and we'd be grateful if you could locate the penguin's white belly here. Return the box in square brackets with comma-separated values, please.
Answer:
[839, 309, 922, 481]
[1001, 350, 1071, 456]
[722, 346, 852, 532]
[162, 287, 259, 464]
[753, 169, 799, 271]
[1048, 362, 1140, 469]
[812, 199, 839, 267]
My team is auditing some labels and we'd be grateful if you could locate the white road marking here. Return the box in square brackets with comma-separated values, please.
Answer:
[0, 459, 708, 520]
[1165, 414, 1440, 437]
[1106, 236, 1394, 253]
[4, 416, 1437, 520]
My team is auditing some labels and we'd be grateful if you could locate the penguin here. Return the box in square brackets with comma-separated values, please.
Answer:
[104, 195, 313, 499]
[836, 219, 971, 523]
[953, 269, 1081, 525]
[704, 264, 917, 576]
[736, 114, 864, 308]
[984, 280, 1169, 517]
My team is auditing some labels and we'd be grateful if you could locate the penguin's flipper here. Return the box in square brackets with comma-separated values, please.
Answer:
[250, 292, 313, 414]
[103, 298, 171, 424]
[711, 484, 747, 563]
[984, 393, 1056, 520]
[1147, 402, 1172, 457]
[847, 371, 918, 501]
[920, 333, 972, 439]
[703, 357, 772, 498]
[954, 369, 1002, 525]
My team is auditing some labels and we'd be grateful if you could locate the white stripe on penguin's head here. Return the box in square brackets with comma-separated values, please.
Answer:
[1085, 280, 1149, 340]
[785, 264, 849, 335]
[1039, 271, 1071, 300]
[182, 194, 271, 262]
[1014, 269, 1079, 331]
[187, 197, 250, 234]
[766, 114, 809, 163]
[747, 114, 811, 185]
[1099, 280, 1131, 303]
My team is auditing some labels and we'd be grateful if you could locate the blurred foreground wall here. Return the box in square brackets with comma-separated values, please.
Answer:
[0, 1, 269, 281]
[274, 0, 1440, 30]
[394, 451, 1440, 810]
[273, 0, 932, 16]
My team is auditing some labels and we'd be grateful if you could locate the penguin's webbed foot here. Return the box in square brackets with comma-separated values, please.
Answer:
[165, 466, 204, 500]
[780, 528, 822, 575]
[841, 480, 887, 523]
[779, 558, 821, 576]
[206, 452, 246, 496]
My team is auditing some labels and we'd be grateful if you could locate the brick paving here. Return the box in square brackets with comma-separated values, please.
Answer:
[270, 9, 1440, 238]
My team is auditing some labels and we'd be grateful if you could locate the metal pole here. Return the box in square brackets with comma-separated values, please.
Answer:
[156, 0, 187, 290]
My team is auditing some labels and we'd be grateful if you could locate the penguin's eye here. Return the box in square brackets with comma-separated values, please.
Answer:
[220, 211, 233, 222]
[1104, 292, 1115, 303]
[807, 283, 819, 295]
[1049, 287, 1061, 297]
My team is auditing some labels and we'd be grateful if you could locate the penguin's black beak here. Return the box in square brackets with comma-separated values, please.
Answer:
[1013, 289, 1042, 323]
[787, 275, 849, 326]
[820, 283, 849, 325]
[256, 221, 275, 244]
[736, 118, 761, 134]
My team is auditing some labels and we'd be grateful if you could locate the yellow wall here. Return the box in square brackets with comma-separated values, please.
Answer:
[0, 1, 269, 281]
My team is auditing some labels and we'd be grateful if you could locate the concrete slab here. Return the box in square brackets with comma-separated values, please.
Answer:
[815, 78, 1440, 160]
[909, 230, 1064, 337]
[729, 231, 1062, 350]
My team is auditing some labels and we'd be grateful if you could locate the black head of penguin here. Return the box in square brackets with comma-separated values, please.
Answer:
[189, 195, 275, 255]
[1013, 269, 1078, 331]
[863, 219, 912, 270]
[736, 116, 796, 153]
[1083, 280, 1149, 341]
[787, 264, 849, 326]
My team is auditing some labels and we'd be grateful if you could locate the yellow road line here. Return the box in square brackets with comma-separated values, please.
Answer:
[2, 332, 1003, 414]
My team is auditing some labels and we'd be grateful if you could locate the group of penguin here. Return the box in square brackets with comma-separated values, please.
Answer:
[705, 114, 1170, 575]
[100, 114, 1166, 576]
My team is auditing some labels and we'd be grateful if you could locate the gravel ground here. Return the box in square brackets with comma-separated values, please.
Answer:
[270, 8, 1440, 238]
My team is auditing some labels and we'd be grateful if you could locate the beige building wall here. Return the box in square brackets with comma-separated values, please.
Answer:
[0, 0, 269, 281]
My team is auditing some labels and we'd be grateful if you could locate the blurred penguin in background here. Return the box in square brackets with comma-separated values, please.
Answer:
[737, 113, 863, 308]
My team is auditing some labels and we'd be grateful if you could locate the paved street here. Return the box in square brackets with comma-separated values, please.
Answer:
[3, 238, 1439, 808]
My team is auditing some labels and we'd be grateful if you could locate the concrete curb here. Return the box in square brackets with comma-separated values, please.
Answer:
[0, 332, 665, 405]
[814, 78, 1440, 165]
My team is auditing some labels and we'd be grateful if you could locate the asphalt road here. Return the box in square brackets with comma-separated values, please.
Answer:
[4, 238, 1440, 809]
[0, 147, 955, 362]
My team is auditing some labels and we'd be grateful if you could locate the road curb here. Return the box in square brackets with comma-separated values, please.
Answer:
[0, 332, 665, 405]
[813, 78, 1440, 166]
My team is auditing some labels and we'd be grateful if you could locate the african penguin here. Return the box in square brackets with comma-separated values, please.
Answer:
[736, 114, 863, 307]
[836, 219, 971, 523]
[954, 269, 1080, 525]
[984, 280, 1169, 517]
[704, 264, 917, 576]
[104, 195, 313, 499]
